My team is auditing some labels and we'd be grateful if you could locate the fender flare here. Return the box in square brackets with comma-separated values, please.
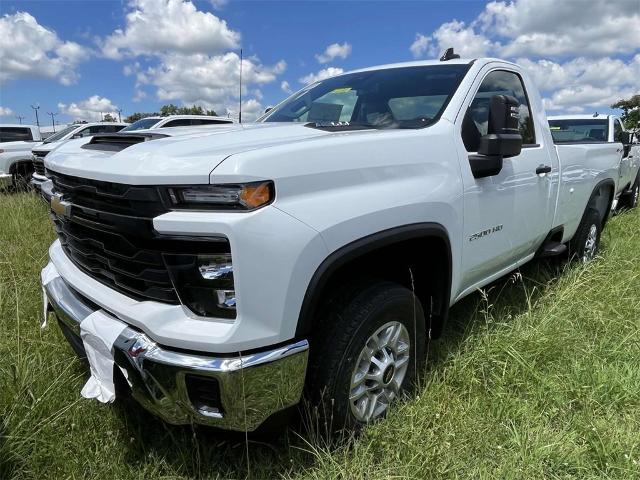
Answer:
[295, 222, 453, 337]
[584, 178, 616, 227]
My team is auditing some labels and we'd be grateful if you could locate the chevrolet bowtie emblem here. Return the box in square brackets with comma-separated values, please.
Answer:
[51, 193, 72, 218]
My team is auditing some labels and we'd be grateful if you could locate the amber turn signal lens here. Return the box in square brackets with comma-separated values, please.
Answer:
[240, 182, 273, 209]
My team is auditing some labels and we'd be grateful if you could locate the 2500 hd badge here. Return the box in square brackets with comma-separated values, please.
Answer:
[469, 224, 504, 242]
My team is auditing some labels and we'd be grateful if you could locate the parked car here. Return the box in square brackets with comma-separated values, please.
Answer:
[548, 114, 640, 210]
[41, 55, 621, 433]
[120, 115, 235, 132]
[30, 122, 128, 190]
[0, 124, 43, 190]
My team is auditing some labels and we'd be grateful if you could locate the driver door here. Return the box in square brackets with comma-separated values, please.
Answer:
[456, 68, 558, 293]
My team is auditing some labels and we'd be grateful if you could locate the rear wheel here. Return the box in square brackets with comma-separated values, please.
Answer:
[569, 208, 602, 263]
[619, 174, 639, 210]
[11, 162, 34, 192]
[307, 281, 426, 432]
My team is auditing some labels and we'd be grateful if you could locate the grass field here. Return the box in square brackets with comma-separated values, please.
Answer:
[1, 192, 639, 480]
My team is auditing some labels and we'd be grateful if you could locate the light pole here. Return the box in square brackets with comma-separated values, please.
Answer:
[47, 111, 58, 132]
[15, 115, 25, 124]
[30, 104, 40, 127]
[116, 108, 122, 122]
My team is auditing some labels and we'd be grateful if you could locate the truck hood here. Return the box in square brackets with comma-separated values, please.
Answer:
[45, 123, 332, 184]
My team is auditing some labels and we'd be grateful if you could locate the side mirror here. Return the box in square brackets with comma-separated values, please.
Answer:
[71, 133, 82, 139]
[621, 131, 633, 146]
[470, 95, 523, 179]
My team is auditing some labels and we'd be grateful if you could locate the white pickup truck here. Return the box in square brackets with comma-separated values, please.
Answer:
[548, 114, 640, 210]
[41, 55, 621, 433]
[31, 122, 128, 191]
[120, 114, 235, 132]
[0, 124, 42, 190]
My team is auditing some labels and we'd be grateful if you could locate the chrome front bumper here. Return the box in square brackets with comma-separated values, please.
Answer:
[45, 275, 309, 431]
[30, 172, 48, 190]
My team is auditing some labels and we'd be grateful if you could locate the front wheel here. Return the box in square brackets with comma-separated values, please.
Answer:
[307, 281, 426, 432]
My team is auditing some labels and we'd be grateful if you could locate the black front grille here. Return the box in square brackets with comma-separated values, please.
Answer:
[33, 160, 45, 176]
[49, 172, 229, 304]
[33, 150, 48, 176]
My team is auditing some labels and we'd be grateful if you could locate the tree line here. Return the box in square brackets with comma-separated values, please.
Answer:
[122, 104, 220, 123]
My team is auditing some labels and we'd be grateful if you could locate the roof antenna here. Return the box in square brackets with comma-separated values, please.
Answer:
[593, 111, 599, 117]
[238, 48, 243, 124]
[440, 47, 460, 62]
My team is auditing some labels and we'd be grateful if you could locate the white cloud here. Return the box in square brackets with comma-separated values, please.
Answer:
[101, 0, 240, 59]
[209, 0, 228, 9]
[299, 67, 344, 85]
[409, 21, 495, 59]
[0, 106, 13, 116]
[58, 95, 119, 122]
[409, 0, 640, 115]
[519, 55, 640, 112]
[0, 12, 89, 85]
[102, 1, 286, 117]
[281, 80, 292, 94]
[480, 0, 640, 57]
[130, 52, 285, 115]
[410, 33, 429, 58]
[315, 42, 352, 64]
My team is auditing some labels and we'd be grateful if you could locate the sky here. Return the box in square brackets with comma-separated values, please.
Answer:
[0, 0, 638, 126]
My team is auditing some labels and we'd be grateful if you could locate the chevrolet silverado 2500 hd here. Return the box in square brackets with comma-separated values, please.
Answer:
[548, 114, 640, 210]
[0, 124, 43, 190]
[41, 56, 620, 432]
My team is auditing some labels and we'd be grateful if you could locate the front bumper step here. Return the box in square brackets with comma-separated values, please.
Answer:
[44, 274, 309, 431]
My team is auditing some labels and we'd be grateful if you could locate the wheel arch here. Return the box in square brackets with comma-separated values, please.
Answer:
[296, 223, 453, 340]
[587, 178, 615, 227]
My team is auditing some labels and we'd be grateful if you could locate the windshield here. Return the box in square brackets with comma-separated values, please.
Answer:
[43, 125, 77, 143]
[260, 64, 470, 129]
[121, 118, 162, 131]
[548, 119, 609, 143]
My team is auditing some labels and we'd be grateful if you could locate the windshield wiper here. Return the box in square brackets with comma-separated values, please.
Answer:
[305, 121, 382, 131]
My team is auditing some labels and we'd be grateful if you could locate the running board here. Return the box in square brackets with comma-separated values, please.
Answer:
[538, 241, 567, 257]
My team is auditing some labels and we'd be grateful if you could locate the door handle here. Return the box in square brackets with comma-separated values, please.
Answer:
[536, 165, 552, 175]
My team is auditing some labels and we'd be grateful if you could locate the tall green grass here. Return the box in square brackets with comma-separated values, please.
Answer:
[1, 193, 639, 479]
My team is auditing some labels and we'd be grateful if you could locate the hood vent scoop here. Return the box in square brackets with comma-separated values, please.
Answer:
[81, 132, 168, 152]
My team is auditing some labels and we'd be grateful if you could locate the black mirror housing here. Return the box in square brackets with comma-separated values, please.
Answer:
[478, 132, 523, 157]
[470, 94, 523, 178]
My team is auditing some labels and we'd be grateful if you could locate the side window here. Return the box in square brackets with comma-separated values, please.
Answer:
[162, 119, 192, 127]
[462, 70, 536, 152]
[76, 127, 92, 138]
[0, 127, 33, 142]
[613, 119, 623, 143]
[199, 119, 232, 125]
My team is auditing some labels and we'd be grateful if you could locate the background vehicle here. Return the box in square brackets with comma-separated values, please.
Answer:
[120, 115, 234, 132]
[549, 114, 640, 210]
[0, 124, 42, 190]
[30, 122, 128, 190]
[41, 56, 620, 433]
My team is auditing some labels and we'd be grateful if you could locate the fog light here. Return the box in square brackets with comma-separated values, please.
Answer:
[216, 290, 236, 309]
[198, 254, 233, 280]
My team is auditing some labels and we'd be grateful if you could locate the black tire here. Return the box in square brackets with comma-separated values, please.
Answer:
[569, 208, 602, 262]
[11, 162, 34, 192]
[619, 174, 639, 210]
[306, 281, 426, 433]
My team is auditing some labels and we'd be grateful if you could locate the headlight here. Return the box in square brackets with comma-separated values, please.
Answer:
[166, 181, 274, 211]
[164, 253, 236, 319]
